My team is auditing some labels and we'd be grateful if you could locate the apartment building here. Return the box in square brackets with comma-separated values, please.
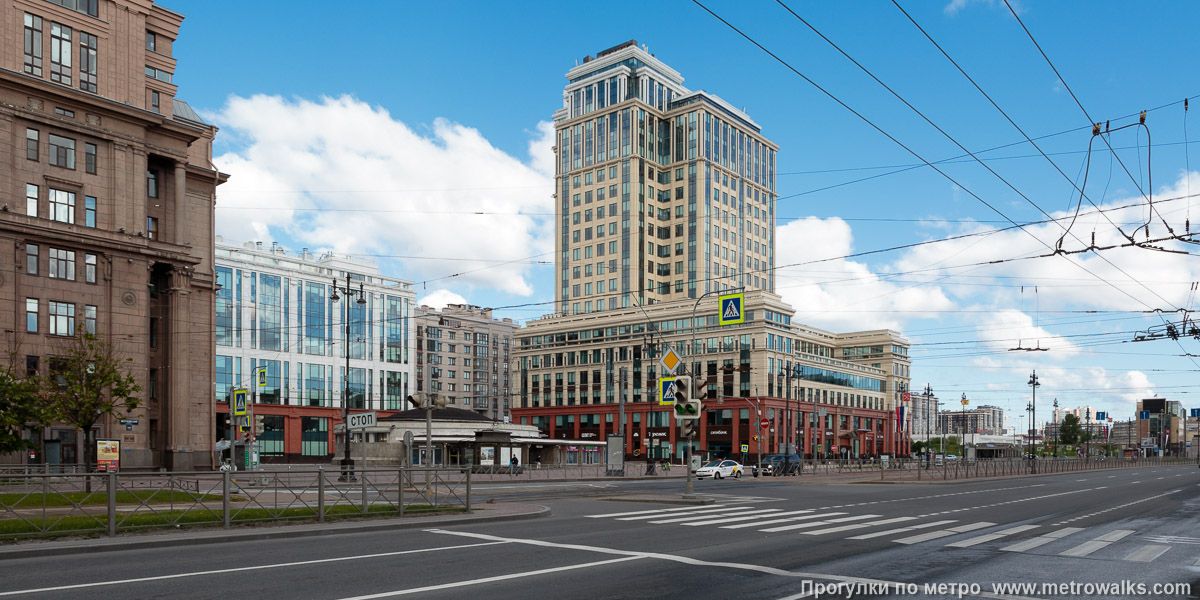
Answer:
[214, 238, 416, 462]
[413, 304, 517, 421]
[1, 0, 224, 469]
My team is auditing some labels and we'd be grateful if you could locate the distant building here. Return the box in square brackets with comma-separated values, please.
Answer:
[414, 304, 517, 421]
[1, 0, 224, 469]
[214, 238, 416, 463]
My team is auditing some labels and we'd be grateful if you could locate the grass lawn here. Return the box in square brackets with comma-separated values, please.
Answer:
[0, 489, 227, 508]
[0, 503, 466, 540]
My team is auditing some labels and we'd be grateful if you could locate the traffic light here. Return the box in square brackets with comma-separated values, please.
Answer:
[254, 415, 265, 436]
[407, 393, 447, 409]
[680, 418, 695, 439]
[673, 376, 702, 419]
[695, 377, 709, 401]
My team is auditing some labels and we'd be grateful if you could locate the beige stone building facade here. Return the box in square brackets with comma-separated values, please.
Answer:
[414, 304, 517, 421]
[553, 40, 779, 316]
[1, 0, 223, 469]
[513, 291, 912, 459]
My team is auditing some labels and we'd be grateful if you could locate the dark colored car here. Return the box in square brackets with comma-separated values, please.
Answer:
[756, 453, 802, 476]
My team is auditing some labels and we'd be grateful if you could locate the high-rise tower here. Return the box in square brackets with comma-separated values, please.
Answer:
[553, 41, 778, 316]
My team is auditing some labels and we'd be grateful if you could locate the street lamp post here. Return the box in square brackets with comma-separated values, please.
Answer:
[1052, 399, 1059, 458]
[1086, 407, 1091, 462]
[960, 393, 968, 461]
[331, 277, 367, 482]
[1027, 370, 1040, 474]
[922, 385, 934, 469]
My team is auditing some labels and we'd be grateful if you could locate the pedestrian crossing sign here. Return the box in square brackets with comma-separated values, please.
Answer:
[719, 292, 744, 325]
[233, 389, 248, 416]
[256, 367, 267, 389]
[659, 377, 678, 406]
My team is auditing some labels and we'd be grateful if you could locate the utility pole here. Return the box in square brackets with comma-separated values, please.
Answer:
[331, 277, 366, 482]
[1052, 399, 1059, 457]
[1027, 370, 1040, 474]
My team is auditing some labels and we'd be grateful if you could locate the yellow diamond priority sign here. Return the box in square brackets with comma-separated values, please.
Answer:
[659, 346, 681, 375]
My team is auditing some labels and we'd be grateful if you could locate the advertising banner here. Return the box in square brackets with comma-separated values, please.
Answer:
[96, 439, 120, 472]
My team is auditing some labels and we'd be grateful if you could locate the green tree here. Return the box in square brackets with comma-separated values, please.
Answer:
[1059, 413, 1083, 446]
[42, 328, 140, 468]
[912, 440, 927, 455]
[0, 356, 44, 455]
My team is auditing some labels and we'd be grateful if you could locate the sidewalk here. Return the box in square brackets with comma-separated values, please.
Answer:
[0, 502, 550, 560]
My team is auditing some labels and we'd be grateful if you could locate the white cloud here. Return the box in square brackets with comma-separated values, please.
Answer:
[210, 95, 554, 296]
[975, 310, 1080, 355]
[418, 289, 469, 310]
[775, 216, 956, 332]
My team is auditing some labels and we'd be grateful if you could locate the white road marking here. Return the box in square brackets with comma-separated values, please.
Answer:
[761, 514, 881, 533]
[1124, 545, 1170, 563]
[0, 541, 508, 597]
[649, 508, 781, 524]
[946, 525, 1040, 548]
[721, 512, 846, 529]
[587, 504, 731, 519]
[893, 522, 994, 545]
[336, 556, 642, 599]
[1060, 529, 1135, 557]
[429, 530, 1042, 600]
[1000, 528, 1084, 552]
[800, 517, 916, 536]
[683, 509, 811, 527]
[847, 520, 957, 540]
[617, 505, 748, 521]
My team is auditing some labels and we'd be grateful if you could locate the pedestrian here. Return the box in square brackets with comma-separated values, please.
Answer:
[510, 454, 519, 475]
[535, 456, 542, 470]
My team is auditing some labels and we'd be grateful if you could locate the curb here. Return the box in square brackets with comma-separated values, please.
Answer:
[0, 503, 551, 560]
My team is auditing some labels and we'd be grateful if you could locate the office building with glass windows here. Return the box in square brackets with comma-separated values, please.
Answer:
[512, 42, 913, 462]
[214, 238, 416, 463]
[0, 0, 224, 469]
[413, 304, 517, 421]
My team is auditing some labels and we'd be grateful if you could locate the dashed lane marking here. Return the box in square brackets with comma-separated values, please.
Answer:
[1052, 490, 1180, 525]
[616, 506, 748, 521]
[587, 504, 733, 519]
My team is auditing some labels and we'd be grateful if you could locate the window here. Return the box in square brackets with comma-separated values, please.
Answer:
[147, 170, 158, 198]
[49, 134, 75, 169]
[85, 197, 96, 227]
[26, 299, 38, 333]
[49, 301, 75, 335]
[84, 305, 96, 334]
[146, 32, 156, 52]
[301, 417, 328, 456]
[54, 107, 74, 118]
[50, 23, 72, 86]
[151, 91, 160, 114]
[49, 248, 75, 280]
[149, 316, 157, 347]
[26, 184, 38, 217]
[78, 31, 96, 91]
[23, 14, 42, 76]
[144, 66, 172, 83]
[49, 189, 74, 224]
[26, 356, 39, 378]
[85, 143, 96, 173]
[26, 129, 38, 161]
[48, 0, 99, 18]
[85, 253, 96, 283]
[26, 244, 38, 275]
[146, 217, 158, 240]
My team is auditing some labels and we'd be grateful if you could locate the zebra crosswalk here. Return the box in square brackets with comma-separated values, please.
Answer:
[583, 504, 1192, 564]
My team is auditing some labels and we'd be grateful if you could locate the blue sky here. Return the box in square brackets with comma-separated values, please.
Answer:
[166, 0, 1200, 430]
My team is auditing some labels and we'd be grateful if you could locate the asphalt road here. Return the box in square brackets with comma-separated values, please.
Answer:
[2, 465, 1198, 600]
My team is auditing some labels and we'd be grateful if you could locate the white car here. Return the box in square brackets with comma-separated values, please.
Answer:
[695, 460, 743, 479]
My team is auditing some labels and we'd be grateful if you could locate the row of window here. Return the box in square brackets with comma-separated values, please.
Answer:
[23, 13, 98, 93]
[25, 243, 98, 283]
[25, 299, 95, 336]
